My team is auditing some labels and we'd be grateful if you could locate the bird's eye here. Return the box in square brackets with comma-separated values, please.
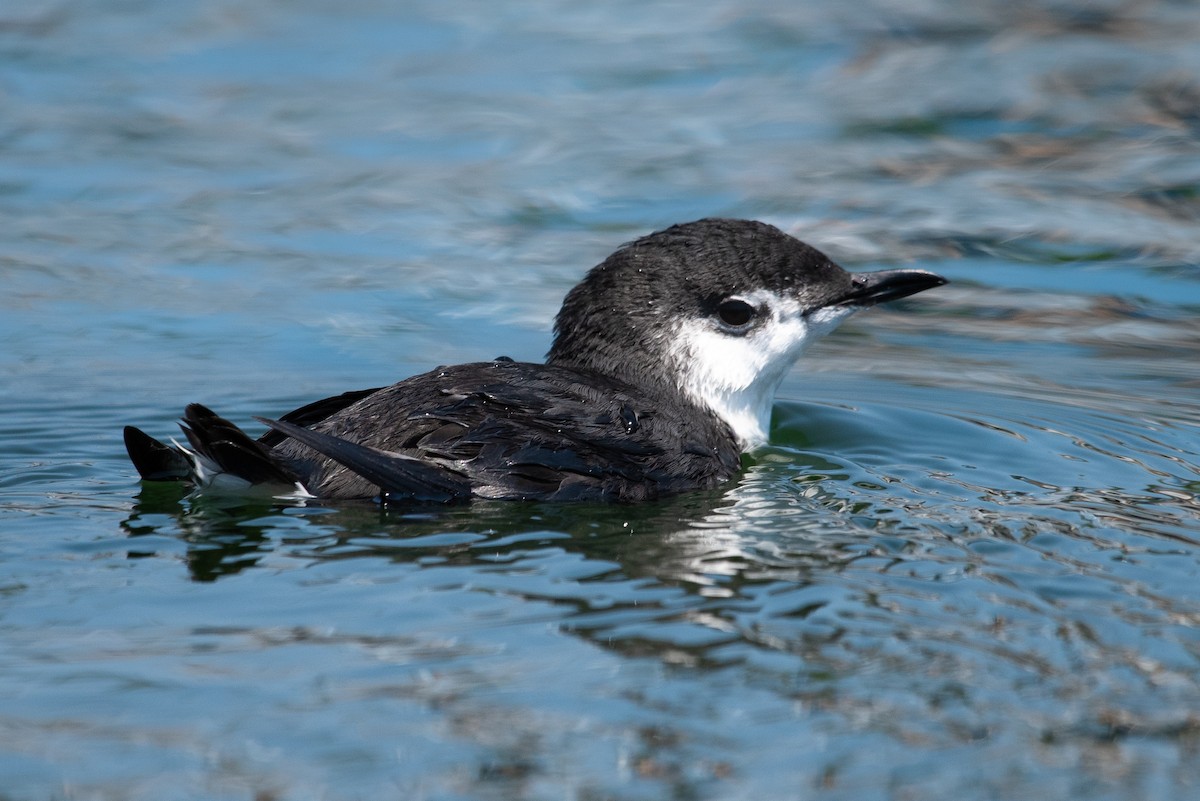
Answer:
[716, 298, 756, 330]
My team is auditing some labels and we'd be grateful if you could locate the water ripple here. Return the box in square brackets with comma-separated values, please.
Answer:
[5, 0, 1200, 798]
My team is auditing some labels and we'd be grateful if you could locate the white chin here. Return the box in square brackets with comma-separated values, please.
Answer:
[669, 300, 858, 448]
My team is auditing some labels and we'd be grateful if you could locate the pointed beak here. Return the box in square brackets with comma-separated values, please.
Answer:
[834, 268, 947, 308]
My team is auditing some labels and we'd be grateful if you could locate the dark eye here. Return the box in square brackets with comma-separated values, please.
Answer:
[716, 298, 756, 330]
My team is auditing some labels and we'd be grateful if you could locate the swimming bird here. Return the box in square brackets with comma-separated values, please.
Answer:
[124, 218, 945, 503]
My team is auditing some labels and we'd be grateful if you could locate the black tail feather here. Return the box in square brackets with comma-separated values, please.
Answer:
[179, 404, 300, 486]
[123, 426, 191, 481]
[254, 416, 471, 503]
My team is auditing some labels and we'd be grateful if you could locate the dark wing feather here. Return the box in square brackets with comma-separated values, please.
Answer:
[255, 417, 471, 503]
[257, 387, 384, 447]
[270, 361, 740, 501]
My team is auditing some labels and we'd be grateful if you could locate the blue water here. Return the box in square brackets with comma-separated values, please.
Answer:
[3, 1, 1200, 799]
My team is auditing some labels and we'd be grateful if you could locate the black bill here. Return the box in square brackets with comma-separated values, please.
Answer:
[836, 269, 948, 308]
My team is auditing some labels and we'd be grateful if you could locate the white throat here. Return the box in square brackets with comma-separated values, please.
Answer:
[669, 294, 857, 450]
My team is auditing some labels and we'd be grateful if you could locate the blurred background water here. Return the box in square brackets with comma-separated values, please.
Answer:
[2, 0, 1200, 799]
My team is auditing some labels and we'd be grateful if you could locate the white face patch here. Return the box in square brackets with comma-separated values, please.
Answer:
[669, 290, 858, 450]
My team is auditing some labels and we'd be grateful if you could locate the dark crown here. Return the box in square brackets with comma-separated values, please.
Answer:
[546, 218, 852, 387]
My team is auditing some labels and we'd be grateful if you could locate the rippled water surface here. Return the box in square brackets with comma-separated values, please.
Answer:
[3, 1, 1200, 799]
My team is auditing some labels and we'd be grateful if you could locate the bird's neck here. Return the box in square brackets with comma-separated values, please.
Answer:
[548, 328, 785, 452]
[676, 367, 781, 451]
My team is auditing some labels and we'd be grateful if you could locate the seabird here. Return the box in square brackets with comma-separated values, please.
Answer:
[124, 218, 945, 503]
